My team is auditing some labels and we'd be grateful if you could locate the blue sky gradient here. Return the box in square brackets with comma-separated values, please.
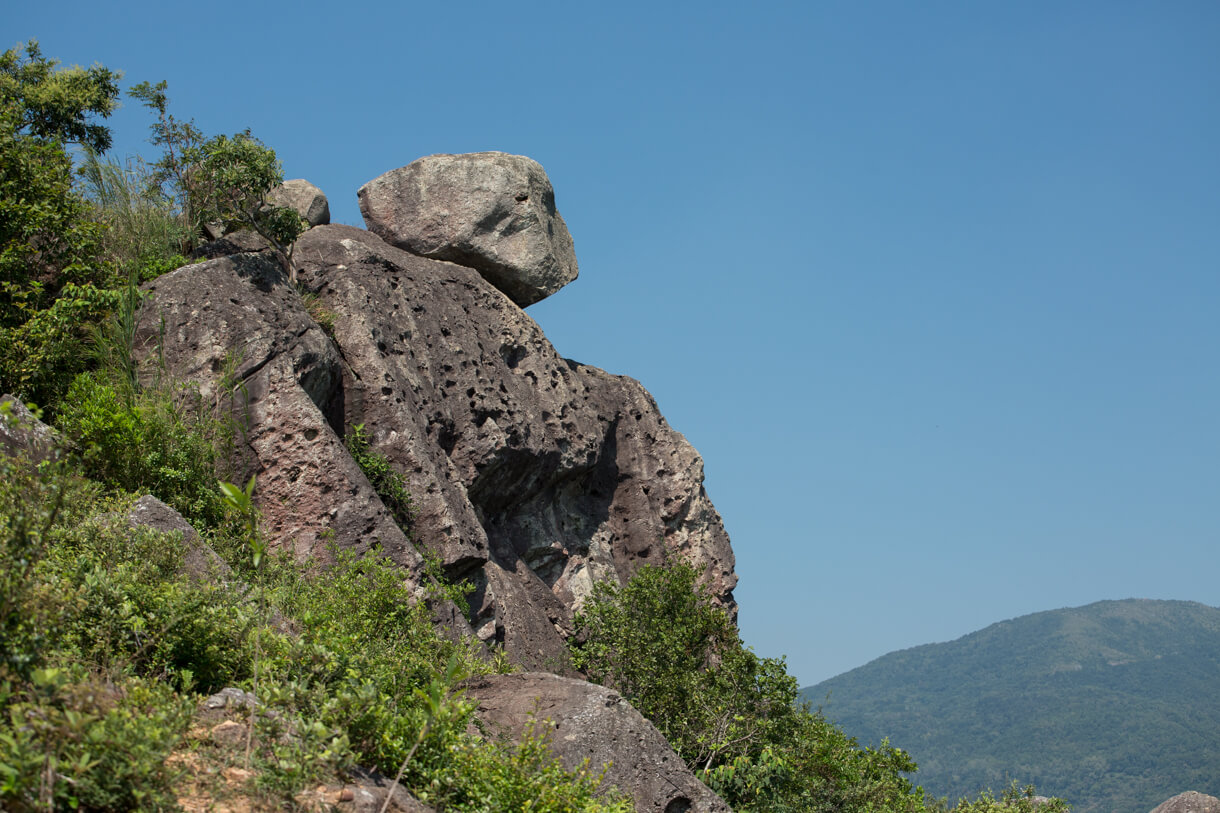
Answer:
[10, 1, 1218, 685]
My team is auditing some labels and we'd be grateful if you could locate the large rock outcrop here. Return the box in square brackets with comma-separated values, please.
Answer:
[134, 173, 734, 671]
[358, 152, 578, 306]
[1152, 792, 1220, 813]
[465, 673, 731, 813]
[294, 224, 735, 669]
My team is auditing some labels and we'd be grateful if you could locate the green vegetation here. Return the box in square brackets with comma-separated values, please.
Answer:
[0, 41, 122, 409]
[1, 38, 1076, 813]
[130, 80, 305, 275]
[0, 450, 631, 810]
[568, 560, 1059, 813]
[347, 421, 417, 536]
[803, 599, 1220, 813]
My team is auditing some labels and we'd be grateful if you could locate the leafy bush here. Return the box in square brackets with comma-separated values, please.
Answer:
[55, 371, 233, 528]
[570, 560, 934, 812]
[0, 669, 193, 811]
[130, 81, 305, 272]
[940, 783, 1070, 812]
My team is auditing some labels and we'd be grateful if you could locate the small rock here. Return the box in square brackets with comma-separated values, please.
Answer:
[126, 495, 233, 584]
[209, 720, 247, 747]
[192, 230, 273, 260]
[269, 179, 331, 227]
[222, 766, 254, 784]
[464, 672, 730, 812]
[0, 394, 61, 463]
[204, 687, 257, 711]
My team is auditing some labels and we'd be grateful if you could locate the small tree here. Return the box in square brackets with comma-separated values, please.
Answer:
[0, 40, 120, 152]
[192, 132, 306, 278]
[130, 81, 305, 278]
[0, 41, 121, 407]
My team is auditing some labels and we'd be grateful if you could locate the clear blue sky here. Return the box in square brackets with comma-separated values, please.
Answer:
[11, 1, 1218, 686]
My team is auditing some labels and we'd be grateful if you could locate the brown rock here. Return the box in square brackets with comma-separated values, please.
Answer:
[465, 672, 731, 813]
[294, 225, 735, 670]
[209, 720, 247, 747]
[358, 153, 578, 307]
[133, 253, 424, 572]
[1151, 791, 1220, 813]
[192, 229, 273, 260]
[334, 767, 436, 812]
[134, 222, 736, 671]
[125, 495, 233, 584]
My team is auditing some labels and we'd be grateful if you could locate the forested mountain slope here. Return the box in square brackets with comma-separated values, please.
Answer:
[802, 599, 1220, 813]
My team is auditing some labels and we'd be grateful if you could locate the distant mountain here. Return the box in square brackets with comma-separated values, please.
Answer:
[801, 599, 1220, 813]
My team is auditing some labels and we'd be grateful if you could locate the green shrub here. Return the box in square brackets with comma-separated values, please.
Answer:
[570, 560, 934, 813]
[0, 669, 192, 811]
[55, 371, 232, 528]
[940, 783, 1070, 812]
[47, 517, 253, 693]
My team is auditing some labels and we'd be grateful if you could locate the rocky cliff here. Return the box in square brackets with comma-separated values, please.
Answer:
[133, 151, 737, 673]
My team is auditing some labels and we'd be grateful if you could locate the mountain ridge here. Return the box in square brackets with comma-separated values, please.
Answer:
[801, 598, 1220, 813]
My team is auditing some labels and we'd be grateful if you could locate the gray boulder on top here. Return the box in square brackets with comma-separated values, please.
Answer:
[357, 152, 578, 307]
[268, 179, 331, 227]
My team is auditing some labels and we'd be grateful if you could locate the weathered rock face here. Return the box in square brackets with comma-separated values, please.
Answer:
[294, 224, 735, 670]
[132, 252, 426, 574]
[133, 218, 735, 672]
[358, 152, 578, 307]
[465, 673, 731, 813]
[269, 179, 331, 228]
[1151, 792, 1220, 813]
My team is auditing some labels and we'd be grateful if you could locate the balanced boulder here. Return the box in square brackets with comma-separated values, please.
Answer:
[358, 152, 578, 307]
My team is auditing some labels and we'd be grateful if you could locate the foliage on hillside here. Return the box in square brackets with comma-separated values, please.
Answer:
[1, 39, 1073, 812]
[803, 600, 1220, 813]
[568, 561, 1069, 813]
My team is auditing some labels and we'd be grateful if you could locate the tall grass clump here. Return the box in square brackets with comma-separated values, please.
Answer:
[76, 148, 189, 283]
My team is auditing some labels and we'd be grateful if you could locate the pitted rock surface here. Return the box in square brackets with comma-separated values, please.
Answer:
[295, 224, 736, 670]
[358, 152, 578, 306]
[132, 224, 736, 672]
[132, 252, 431, 575]
[465, 673, 731, 813]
